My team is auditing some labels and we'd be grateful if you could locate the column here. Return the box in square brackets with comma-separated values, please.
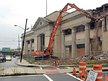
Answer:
[61, 31, 65, 59]
[37, 35, 41, 50]
[85, 23, 90, 55]
[102, 18, 105, 53]
[71, 27, 76, 58]
[30, 40, 32, 54]
[24, 40, 28, 54]
[34, 36, 37, 50]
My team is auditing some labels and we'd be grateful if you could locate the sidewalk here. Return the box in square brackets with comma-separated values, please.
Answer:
[15, 59, 108, 81]
[16, 59, 50, 67]
[16, 58, 108, 74]
[15, 59, 46, 74]
[16, 59, 75, 74]
[0, 59, 46, 75]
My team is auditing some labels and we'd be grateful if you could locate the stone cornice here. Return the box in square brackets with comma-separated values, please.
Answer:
[62, 14, 86, 24]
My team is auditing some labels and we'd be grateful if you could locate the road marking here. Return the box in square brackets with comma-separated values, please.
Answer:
[66, 73, 83, 81]
[43, 74, 53, 81]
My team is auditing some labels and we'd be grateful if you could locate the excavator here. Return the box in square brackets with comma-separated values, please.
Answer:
[32, 3, 107, 57]
[32, 3, 95, 58]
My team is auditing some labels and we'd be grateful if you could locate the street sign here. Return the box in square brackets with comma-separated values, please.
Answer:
[86, 70, 98, 81]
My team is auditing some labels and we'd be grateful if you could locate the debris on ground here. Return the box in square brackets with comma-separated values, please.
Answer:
[27, 53, 108, 66]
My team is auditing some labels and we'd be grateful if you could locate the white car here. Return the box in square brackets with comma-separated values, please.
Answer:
[6, 55, 12, 61]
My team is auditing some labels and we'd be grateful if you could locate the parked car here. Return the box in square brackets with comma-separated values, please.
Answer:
[0, 53, 6, 63]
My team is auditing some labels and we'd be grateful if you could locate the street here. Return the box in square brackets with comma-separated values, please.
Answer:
[0, 58, 81, 81]
[0, 74, 81, 81]
[0, 57, 17, 68]
[0, 57, 108, 81]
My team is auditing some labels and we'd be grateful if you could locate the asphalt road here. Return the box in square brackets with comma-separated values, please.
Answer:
[0, 73, 81, 81]
[0, 57, 108, 81]
[0, 57, 17, 68]
[0, 58, 81, 81]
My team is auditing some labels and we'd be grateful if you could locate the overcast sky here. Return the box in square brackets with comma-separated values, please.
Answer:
[0, 0, 107, 49]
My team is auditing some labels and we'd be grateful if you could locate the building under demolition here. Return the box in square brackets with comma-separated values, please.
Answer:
[23, 3, 108, 59]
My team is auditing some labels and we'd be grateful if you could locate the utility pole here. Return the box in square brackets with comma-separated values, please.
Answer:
[20, 18, 28, 62]
[18, 35, 20, 52]
[46, 0, 47, 16]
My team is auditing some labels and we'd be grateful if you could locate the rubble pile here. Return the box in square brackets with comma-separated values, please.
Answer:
[34, 53, 108, 65]
[77, 53, 108, 62]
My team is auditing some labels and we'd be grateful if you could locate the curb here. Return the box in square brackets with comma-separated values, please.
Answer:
[15, 58, 51, 67]
[15, 62, 51, 67]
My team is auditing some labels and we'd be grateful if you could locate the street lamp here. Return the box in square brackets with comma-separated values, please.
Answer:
[14, 24, 29, 55]
[14, 19, 28, 62]
[14, 25, 29, 30]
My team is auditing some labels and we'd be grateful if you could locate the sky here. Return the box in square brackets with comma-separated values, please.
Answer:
[0, 0, 107, 49]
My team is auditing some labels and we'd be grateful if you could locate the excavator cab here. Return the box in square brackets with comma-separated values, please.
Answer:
[32, 50, 44, 56]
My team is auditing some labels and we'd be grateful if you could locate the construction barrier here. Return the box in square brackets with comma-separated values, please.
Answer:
[79, 61, 87, 80]
[93, 64, 102, 81]
[72, 68, 76, 76]
[105, 75, 108, 81]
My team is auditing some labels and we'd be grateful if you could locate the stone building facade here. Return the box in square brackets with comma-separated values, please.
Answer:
[23, 3, 108, 59]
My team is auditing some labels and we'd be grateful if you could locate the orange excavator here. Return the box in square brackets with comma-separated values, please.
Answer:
[32, 3, 95, 57]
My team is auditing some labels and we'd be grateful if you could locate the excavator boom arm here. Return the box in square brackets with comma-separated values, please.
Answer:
[32, 3, 95, 56]
[47, 3, 94, 54]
